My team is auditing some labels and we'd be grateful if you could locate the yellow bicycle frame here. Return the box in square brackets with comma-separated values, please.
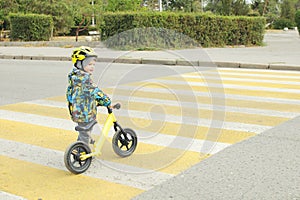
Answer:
[80, 112, 116, 160]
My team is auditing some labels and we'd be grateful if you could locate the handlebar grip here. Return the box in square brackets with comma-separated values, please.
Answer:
[113, 103, 121, 110]
[107, 103, 121, 114]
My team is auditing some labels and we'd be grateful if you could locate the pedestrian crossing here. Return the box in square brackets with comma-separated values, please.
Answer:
[1, 67, 300, 199]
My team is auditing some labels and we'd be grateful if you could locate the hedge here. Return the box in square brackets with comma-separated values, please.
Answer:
[100, 12, 266, 49]
[296, 10, 300, 35]
[9, 13, 53, 41]
[273, 18, 296, 29]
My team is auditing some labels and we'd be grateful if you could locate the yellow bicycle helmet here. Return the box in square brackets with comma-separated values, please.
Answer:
[71, 46, 97, 64]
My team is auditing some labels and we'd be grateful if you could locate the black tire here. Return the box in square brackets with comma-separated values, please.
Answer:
[112, 128, 137, 157]
[64, 141, 92, 174]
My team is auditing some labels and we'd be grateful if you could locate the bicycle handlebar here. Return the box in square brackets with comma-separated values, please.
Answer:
[113, 103, 121, 110]
[107, 103, 121, 114]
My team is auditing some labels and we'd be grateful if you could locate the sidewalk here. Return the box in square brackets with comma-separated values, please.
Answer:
[0, 30, 299, 70]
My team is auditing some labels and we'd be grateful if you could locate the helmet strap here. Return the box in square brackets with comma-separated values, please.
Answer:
[74, 60, 86, 72]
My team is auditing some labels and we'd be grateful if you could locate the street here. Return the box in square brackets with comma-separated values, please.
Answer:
[0, 59, 196, 105]
[1, 60, 300, 199]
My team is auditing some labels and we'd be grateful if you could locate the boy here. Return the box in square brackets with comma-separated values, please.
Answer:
[66, 46, 111, 144]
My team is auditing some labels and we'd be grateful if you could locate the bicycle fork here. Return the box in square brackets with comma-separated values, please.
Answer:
[80, 113, 117, 161]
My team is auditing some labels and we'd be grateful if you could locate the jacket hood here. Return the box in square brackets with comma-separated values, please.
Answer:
[68, 68, 89, 79]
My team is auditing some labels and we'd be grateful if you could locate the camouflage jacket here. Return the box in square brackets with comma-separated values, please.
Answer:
[66, 68, 111, 123]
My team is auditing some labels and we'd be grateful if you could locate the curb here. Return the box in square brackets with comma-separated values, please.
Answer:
[269, 64, 300, 71]
[142, 58, 176, 65]
[0, 41, 104, 48]
[1, 55, 300, 71]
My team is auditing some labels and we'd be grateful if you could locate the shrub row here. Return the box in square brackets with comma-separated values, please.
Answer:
[273, 18, 296, 29]
[9, 13, 53, 41]
[296, 10, 300, 34]
[7, 12, 266, 46]
[100, 12, 266, 49]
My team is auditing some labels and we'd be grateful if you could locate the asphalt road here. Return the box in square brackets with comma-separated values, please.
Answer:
[0, 30, 299, 199]
[0, 60, 199, 105]
[134, 115, 300, 200]
[1, 60, 300, 199]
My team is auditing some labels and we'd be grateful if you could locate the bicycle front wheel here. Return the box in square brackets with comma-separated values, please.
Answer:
[112, 128, 137, 157]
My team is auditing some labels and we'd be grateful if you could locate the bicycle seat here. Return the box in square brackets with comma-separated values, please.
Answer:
[75, 120, 97, 132]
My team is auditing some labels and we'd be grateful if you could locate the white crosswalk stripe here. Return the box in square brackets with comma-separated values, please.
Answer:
[182, 74, 300, 85]
[115, 85, 300, 105]
[0, 191, 26, 200]
[0, 138, 172, 190]
[1, 67, 300, 199]
[18, 100, 272, 133]
[137, 79, 300, 94]
[0, 109, 231, 154]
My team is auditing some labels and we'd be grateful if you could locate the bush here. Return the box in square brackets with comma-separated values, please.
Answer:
[9, 13, 53, 41]
[295, 10, 300, 34]
[66, 27, 89, 36]
[273, 17, 296, 29]
[100, 12, 266, 49]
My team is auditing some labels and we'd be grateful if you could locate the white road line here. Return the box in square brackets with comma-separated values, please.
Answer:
[0, 109, 76, 131]
[137, 130, 231, 154]
[0, 191, 26, 200]
[181, 74, 300, 86]
[17, 101, 271, 134]
[0, 138, 173, 190]
[114, 85, 300, 105]
[218, 67, 300, 74]
[26, 97, 300, 118]
[201, 70, 300, 80]
[0, 109, 231, 154]
[121, 109, 270, 133]
[138, 79, 300, 94]
[110, 95, 299, 118]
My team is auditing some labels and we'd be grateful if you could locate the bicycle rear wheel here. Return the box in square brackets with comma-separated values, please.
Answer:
[64, 141, 92, 174]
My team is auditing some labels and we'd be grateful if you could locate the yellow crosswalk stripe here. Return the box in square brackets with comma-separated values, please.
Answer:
[204, 73, 300, 82]
[101, 88, 300, 112]
[2, 68, 300, 200]
[0, 116, 208, 175]
[127, 82, 300, 100]
[0, 100, 289, 127]
[0, 103, 70, 120]
[118, 100, 289, 126]
[197, 71, 299, 83]
[0, 119, 74, 151]
[0, 155, 143, 200]
[0, 102, 260, 144]
[217, 68, 300, 77]
[160, 76, 300, 90]
[191, 68, 300, 77]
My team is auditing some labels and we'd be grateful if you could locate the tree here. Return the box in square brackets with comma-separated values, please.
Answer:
[281, 0, 296, 21]
[34, 1, 74, 35]
[104, 0, 143, 11]
[232, 0, 250, 15]
[0, 0, 20, 29]
[295, 10, 300, 33]
[251, 0, 264, 15]
[192, 0, 202, 12]
[0, 0, 73, 35]
[67, 0, 104, 41]
[167, 0, 202, 12]
[205, 0, 250, 15]
[144, 0, 160, 10]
